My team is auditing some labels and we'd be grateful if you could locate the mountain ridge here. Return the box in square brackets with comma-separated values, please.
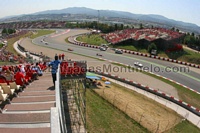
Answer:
[0, 7, 199, 34]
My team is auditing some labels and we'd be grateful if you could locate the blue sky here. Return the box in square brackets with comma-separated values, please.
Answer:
[1, 0, 200, 26]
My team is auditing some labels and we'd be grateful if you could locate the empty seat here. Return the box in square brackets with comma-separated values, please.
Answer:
[0, 92, 8, 102]
[1, 86, 15, 95]
[9, 82, 21, 91]
[0, 83, 8, 86]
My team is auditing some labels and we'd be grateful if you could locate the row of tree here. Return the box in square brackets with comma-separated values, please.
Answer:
[183, 34, 200, 47]
[2, 28, 16, 35]
[65, 21, 130, 33]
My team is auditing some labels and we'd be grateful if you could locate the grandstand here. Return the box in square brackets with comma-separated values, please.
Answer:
[102, 28, 185, 51]
[0, 21, 66, 29]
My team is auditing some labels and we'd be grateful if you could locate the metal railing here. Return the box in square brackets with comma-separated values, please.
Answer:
[51, 65, 67, 133]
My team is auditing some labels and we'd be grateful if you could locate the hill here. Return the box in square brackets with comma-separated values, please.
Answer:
[1, 7, 200, 34]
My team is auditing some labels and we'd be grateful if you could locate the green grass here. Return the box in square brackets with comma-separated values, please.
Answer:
[143, 70, 200, 109]
[65, 37, 70, 43]
[0, 61, 17, 65]
[86, 89, 149, 133]
[30, 30, 55, 39]
[6, 32, 32, 55]
[159, 48, 200, 64]
[0, 43, 4, 48]
[164, 120, 200, 133]
[111, 44, 149, 53]
[76, 34, 108, 46]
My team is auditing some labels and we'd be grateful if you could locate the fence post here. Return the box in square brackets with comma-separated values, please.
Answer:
[113, 94, 117, 105]
[155, 121, 160, 133]
[164, 120, 170, 131]
[184, 112, 189, 119]
[176, 106, 179, 112]
[125, 101, 130, 113]
[165, 100, 168, 106]
[197, 120, 200, 127]
[103, 88, 105, 96]
[139, 112, 145, 124]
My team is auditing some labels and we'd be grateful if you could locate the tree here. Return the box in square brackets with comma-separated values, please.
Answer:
[2, 28, 8, 34]
[8, 28, 15, 34]
[184, 35, 195, 46]
[114, 24, 118, 30]
[139, 23, 143, 29]
[191, 32, 195, 36]
[148, 43, 157, 53]
[120, 24, 124, 30]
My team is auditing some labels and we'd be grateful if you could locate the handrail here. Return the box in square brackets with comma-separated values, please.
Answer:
[51, 64, 67, 133]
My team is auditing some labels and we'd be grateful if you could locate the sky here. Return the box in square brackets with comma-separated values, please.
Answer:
[0, 0, 200, 26]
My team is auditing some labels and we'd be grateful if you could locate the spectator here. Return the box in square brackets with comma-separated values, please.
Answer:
[35, 62, 43, 76]
[61, 53, 65, 60]
[59, 54, 62, 60]
[20, 65, 26, 76]
[4, 69, 14, 83]
[48, 55, 61, 87]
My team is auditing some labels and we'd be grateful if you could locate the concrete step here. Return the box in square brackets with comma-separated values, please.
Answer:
[19, 91, 55, 97]
[11, 96, 55, 103]
[0, 113, 50, 124]
[4, 102, 55, 112]
[24, 87, 54, 91]
[0, 127, 50, 133]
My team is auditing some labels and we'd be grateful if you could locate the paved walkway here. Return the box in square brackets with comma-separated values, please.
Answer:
[183, 45, 200, 53]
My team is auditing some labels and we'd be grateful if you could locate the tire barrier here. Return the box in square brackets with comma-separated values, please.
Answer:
[68, 35, 200, 69]
[17, 43, 26, 52]
[17, 40, 51, 62]
[88, 69, 200, 117]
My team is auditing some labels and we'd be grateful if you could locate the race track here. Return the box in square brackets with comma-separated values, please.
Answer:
[32, 29, 200, 92]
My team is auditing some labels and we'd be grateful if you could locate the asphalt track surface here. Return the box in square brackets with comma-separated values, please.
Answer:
[33, 29, 200, 92]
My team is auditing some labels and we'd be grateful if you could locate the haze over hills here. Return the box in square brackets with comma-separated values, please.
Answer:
[1, 7, 200, 34]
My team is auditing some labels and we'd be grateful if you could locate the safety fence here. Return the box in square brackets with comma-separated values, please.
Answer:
[94, 87, 181, 132]
[88, 70, 200, 116]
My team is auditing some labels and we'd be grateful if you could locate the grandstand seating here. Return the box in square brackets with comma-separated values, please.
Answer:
[0, 62, 48, 103]
[102, 28, 184, 45]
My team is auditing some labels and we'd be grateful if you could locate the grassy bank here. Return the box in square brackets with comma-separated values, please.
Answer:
[6, 32, 32, 55]
[164, 120, 200, 133]
[0, 61, 16, 65]
[143, 70, 200, 109]
[76, 34, 108, 46]
[30, 30, 55, 39]
[86, 89, 149, 133]
[159, 49, 200, 64]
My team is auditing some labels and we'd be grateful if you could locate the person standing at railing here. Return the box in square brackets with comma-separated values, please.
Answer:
[48, 55, 61, 87]
[61, 53, 65, 60]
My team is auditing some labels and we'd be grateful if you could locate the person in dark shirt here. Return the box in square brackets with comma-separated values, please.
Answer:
[48, 55, 61, 86]
[61, 53, 65, 60]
